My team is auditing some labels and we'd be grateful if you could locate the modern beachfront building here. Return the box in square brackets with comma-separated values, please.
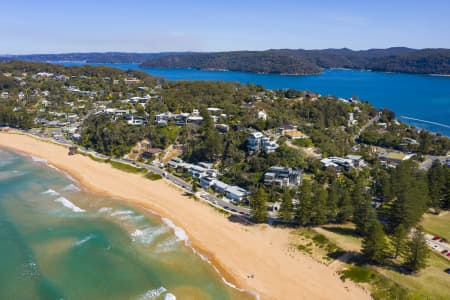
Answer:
[264, 166, 303, 188]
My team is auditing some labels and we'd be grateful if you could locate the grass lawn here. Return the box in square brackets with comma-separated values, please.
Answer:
[376, 252, 450, 300]
[314, 222, 450, 299]
[109, 160, 145, 173]
[314, 223, 362, 252]
[421, 211, 450, 239]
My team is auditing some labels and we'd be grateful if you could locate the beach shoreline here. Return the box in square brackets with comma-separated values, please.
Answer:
[0, 131, 370, 300]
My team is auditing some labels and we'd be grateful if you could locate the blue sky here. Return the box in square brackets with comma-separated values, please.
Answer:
[1, 0, 449, 54]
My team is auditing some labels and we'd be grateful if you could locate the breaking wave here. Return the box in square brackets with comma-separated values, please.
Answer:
[138, 287, 167, 300]
[42, 189, 60, 196]
[155, 237, 178, 254]
[61, 183, 80, 192]
[31, 156, 47, 164]
[110, 209, 134, 217]
[54, 197, 85, 212]
[131, 226, 167, 245]
[74, 234, 95, 247]
[161, 218, 188, 242]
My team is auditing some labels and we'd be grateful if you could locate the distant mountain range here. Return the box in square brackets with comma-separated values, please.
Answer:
[2, 48, 449, 75]
[0, 52, 182, 64]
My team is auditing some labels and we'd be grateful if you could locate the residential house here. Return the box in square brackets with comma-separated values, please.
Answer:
[247, 132, 264, 151]
[257, 110, 267, 120]
[264, 166, 302, 188]
[379, 152, 415, 166]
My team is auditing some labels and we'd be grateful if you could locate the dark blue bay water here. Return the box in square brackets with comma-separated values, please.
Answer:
[60, 62, 450, 136]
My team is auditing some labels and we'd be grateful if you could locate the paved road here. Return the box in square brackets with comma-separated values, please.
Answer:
[353, 113, 381, 142]
[419, 155, 449, 170]
[424, 233, 450, 259]
[24, 130, 254, 219]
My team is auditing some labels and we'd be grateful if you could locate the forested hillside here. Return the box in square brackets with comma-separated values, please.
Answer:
[141, 48, 450, 75]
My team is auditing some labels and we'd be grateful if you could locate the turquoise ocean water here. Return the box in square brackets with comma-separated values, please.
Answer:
[60, 62, 450, 136]
[0, 148, 253, 300]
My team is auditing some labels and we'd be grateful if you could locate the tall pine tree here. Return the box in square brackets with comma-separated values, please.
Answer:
[250, 187, 268, 223]
[362, 220, 388, 264]
[296, 180, 312, 226]
[404, 227, 429, 273]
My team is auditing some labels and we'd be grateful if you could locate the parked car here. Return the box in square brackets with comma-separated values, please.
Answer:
[447, 253, 450, 257]
[445, 268, 450, 274]
[439, 238, 447, 243]
[441, 250, 448, 254]
[432, 236, 441, 240]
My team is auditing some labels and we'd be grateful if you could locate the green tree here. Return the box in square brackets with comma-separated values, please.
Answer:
[296, 180, 312, 226]
[311, 184, 327, 225]
[251, 187, 268, 223]
[337, 187, 353, 223]
[362, 220, 388, 264]
[404, 227, 429, 273]
[278, 190, 293, 222]
[354, 198, 376, 236]
[391, 224, 407, 259]
[428, 160, 446, 212]
[326, 181, 339, 223]
[192, 180, 198, 193]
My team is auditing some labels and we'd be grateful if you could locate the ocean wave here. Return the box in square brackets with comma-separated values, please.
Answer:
[131, 226, 167, 245]
[120, 214, 146, 222]
[54, 197, 85, 213]
[164, 293, 176, 300]
[110, 209, 135, 217]
[98, 207, 113, 214]
[138, 287, 167, 300]
[74, 234, 95, 247]
[42, 189, 60, 196]
[161, 218, 188, 242]
[31, 156, 47, 164]
[155, 237, 178, 253]
[61, 183, 81, 192]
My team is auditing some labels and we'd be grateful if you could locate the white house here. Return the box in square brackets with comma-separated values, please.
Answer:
[247, 132, 264, 151]
[257, 110, 267, 120]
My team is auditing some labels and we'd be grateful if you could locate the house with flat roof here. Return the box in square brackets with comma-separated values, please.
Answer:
[263, 138, 279, 153]
[379, 152, 415, 166]
[264, 166, 302, 188]
[247, 132, 265, 151]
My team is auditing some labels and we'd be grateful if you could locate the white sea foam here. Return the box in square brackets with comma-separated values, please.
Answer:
[42, 189, 60, 196]
[120, 214, 146, 222]
[31, 156, 47, 163]
[98, 207, 113, 214]
[138, 206, 260, 300]
[74, 234, 95, 247]
[138, 287, 167, 300]
[61, 183, 80, 192]
[155, 237, 178, 253]
[131, 226, 167, 245]
[110, 209, 134, 217]
[164, 293, 176, 300]
[161, 218, 188, 242]
[54, 197, 85, 212]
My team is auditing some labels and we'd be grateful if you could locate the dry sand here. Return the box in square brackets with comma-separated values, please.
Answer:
[0, 132, 371, 300]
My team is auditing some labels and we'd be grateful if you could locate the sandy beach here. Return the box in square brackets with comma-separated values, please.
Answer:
[0, 131, 371, 300]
